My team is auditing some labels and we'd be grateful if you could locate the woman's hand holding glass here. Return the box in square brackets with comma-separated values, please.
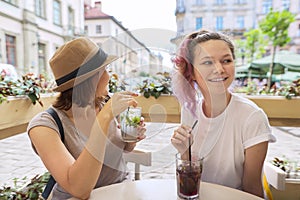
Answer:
[101, 91, 138, 120]
[171, 125, 193, 156]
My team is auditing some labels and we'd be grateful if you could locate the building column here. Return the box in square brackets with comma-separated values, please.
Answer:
[22, 10, 39, 74]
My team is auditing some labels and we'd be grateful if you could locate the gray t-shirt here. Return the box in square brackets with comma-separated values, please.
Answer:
[27, 106, 129, 200]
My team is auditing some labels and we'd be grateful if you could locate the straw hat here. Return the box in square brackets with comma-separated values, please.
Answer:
[50, 37, 118, 92]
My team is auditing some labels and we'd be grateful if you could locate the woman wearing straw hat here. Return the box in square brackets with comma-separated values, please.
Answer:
[27, 37, 146, 200]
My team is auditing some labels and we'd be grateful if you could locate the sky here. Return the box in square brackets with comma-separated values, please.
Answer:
[92, 0, 177, 69]
[94, 0, 177, 32]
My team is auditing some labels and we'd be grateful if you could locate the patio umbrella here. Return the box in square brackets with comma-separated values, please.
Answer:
[235, 64, 267, 78]
[249, 50, 300, 74]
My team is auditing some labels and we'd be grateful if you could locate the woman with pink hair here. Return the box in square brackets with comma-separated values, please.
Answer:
[171, 29, 275, 198]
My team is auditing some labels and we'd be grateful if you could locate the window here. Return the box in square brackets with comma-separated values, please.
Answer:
[96, 25, 102, 34]
[177, 0, 184, 8]
[35, 0, 45, 18]
[68, 7, 75, 35]
[84, 25, 88, 34]
[216, 16, 223, 31]
[178, 19, 184, 34]
[195, 0, 203, 5]
[235, 0, 246, 4]
[215, 0, 224, 5]
[262, 0, 272, 14]
[196, 17, 203, 30]
[5, 34, 16, 66]
[38, 43, 46, 74]
[53, 0, 61, 25]
[282, 0, 290, 11]
[176, 0, 185, 13]
[237, 16, 244, 29]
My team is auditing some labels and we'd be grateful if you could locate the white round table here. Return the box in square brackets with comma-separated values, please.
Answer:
[69, 179, 264, 200]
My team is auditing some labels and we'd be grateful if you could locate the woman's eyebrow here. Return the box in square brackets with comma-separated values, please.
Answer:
[199, 56, 212, 61]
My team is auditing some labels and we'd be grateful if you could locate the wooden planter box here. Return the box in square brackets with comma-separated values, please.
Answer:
[0, 94, 58, 139]
[134, 94, 300, 126]
[243, 95, 300, 127]
[264, 162, 300, 200]
[134, 95, 181, 123]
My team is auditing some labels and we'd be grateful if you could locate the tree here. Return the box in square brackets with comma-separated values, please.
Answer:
[259, 9, 295, 90]
[243, 28, 267, 63]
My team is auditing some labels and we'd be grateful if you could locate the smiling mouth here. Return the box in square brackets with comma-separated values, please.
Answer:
[209, 77, 228, 82]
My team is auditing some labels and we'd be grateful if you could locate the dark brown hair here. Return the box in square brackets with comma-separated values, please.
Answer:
[53, 74, 99, 111]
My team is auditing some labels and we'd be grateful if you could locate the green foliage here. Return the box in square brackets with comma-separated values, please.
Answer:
[243, 28, 268, 63]
[108, 73, 126, 93]
[259, 9, 296, 90]
[234, 78, 300, 99]
[136, 72, 173, 99]
[272, 157, 289, 172]
[0, 73, 54, 106]
[125, 115, 141, 127]
[259, 9, 295, 47]
[0, 172, 50, 200]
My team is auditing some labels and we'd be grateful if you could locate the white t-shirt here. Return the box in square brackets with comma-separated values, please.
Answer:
[182, 93, 276, 189]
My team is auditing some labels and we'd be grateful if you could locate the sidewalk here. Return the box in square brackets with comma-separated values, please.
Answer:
[1, 125, 300, 185]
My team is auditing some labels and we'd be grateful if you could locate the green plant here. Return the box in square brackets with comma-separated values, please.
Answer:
[136, 72, 173, 99]
[124, 115, 141, 128]
[234, 78, 300, 99]
[108, 73, 126, 93]
[0, 172, 50, 200]
[259, 8, 296, 90]
[272, 157, 289, 172]
[120, 108, 143, 128]
[271, 157, 300, 179]
[0, 73, 54, 106]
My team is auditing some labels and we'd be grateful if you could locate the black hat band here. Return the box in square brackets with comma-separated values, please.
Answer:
[56, 48, 108, 86]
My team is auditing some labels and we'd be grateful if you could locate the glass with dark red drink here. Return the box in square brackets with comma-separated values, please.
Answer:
[176, 153, 202, 199]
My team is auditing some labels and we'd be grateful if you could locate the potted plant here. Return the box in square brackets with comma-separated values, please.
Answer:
[0, 73, 57, 139]
[108, 72, 180, 123]
[234, 78, 300, 127]
[0, 172, 50, 200]
[264, 157, 300, 200]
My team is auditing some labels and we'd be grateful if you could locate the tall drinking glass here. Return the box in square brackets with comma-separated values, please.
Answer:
[176, 153, 202, 200]
[120, 107, 142, 142]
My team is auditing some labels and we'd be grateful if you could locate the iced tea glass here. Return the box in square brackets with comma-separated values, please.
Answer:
[120, 107, 142, 142]
[176, 153, 202, 200]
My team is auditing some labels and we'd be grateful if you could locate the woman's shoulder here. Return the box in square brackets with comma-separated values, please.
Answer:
[27, 106, 59, 133]
[231, 93, 262, 111]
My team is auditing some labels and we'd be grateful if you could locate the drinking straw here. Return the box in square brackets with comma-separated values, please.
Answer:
[188, 120, 198, 162]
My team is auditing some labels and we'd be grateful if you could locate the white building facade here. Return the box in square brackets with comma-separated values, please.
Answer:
[84, 1, 161, 79]
[0, 0, 85, 77]
[174, 0, 300, 53]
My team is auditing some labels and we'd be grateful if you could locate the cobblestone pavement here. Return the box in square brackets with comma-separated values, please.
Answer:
[1, 124, 300, 185]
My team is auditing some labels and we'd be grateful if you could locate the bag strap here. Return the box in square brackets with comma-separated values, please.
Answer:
[42, 107, 65, 199]
[47, 107, 65, 142]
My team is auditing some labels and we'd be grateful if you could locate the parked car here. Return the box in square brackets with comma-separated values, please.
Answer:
[0, 63, 18, 81]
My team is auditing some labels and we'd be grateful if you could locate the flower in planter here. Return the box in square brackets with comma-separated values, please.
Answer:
[0, 172, 50, 200]
[233, 78, 300, 99]
[0, 73, 54, 106]
[135, 72, 173, 99]
[108, 71, 173, 99]
[272, 157, 300, 179]
[108, 73, 126, 93]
